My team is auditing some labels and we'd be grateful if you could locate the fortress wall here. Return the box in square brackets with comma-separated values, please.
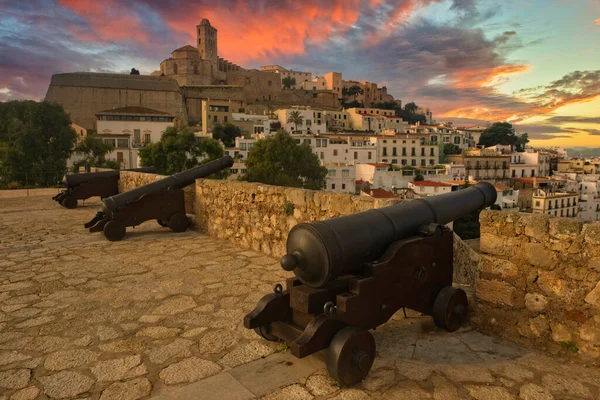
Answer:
[183, 86, 245, 125]
[44, 73, 188, 130]
[476, 210, 600, 361]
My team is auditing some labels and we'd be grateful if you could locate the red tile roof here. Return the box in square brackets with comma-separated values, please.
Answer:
[361, 189, 396, 198]
[355, 179, 365, 185]
[410, 180, 453, 187]
[367, 163, 389, 167]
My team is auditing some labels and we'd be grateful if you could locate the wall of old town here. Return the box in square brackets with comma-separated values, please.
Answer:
[476, 210, 600, 361]
[118, 172, 600, 362]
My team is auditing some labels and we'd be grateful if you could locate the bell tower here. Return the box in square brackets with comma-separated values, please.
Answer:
[197, 19, 218, 65]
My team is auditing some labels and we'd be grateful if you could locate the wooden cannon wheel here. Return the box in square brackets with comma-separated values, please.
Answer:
[327, 327, 376, 386]
[168, 213, 189, 232]
[156, 220, 169, 228]
[433, 286, 468, 332]
[254, 326, 279, 342]
[61, 196, 78, 209]
[103, 220, 126, 242]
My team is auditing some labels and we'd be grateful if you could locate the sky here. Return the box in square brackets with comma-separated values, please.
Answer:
[0, 0, 599, 148]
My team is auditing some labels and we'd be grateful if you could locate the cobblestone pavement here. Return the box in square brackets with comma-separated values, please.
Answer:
[0, 195, 599, 400]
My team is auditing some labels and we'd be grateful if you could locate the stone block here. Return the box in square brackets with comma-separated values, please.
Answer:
[549, 217, 583, 240]
[476, 280, 518, 307]
[480, 233, 515, 257]
[519, 243, 555, 269]
[582, 222, 600, 245]
[518, 213, 549, 241]
[584, 281, 600, 307]
[579, 321, 600, 345]
[529, 315, 549, 337]
[588, 257, 600, 273]
[480, 255, 518, 278]
[537, 271, 566, 297]
[550, 323, 572, 343]
[524, 293, 548, 313]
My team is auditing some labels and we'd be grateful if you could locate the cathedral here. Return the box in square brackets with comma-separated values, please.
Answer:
[153, 19, 244, 86]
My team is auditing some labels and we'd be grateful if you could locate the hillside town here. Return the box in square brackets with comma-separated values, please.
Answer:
[55, 19, 600, 223]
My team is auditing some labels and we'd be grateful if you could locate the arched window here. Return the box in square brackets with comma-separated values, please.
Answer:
[173, 63, 178, 74]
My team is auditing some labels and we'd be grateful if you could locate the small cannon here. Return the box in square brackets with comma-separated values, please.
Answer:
[53, 167, 157, 209]
[244, 182, 497, 386]
[85, 156, 233, 241]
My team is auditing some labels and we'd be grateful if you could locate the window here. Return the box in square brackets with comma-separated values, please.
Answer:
[304, 139, 311, 145]
[306, 120, 312, 127]
[342, 184, 346, 190]
[144, 134, 151, 144]
[103, 138, 116, 147]
[411, 159, 416, 166]
[421, 160, 426, 166]
[392, 148, 397, 156]
[454, 136, 461, 144]
[332, 184, 336, 190]
[431, 135, 437, 142]
[531, 170, 535, 177]
[334, 149, 338, 156]
[411, 148, 416, 156]
[430, 159, 434, 165]
[401, 159, 407, 165]
[240, 143, 247, 150]
[134, 129, 141, 144]
[368, 152, 372, 160]
[173, 63, 178, 74]
[117, 139, 129, 148]
[342, 169, 349, 177]
[268, 80, 272, 86]
[421, 148, 425, 156]
[316, 139, 321, 148]
[213, 115, 217, 123]
[354, 152, 358, 160]
[430, 148, 435, 156]
[116, 152, 123, 163]
[224, 116, 228, 123]
[320, 152, 324, 160]
[535, 201, 540, 207]
[322, 140, 327, 147]
[402, 148, 407, 156]
[512, 170, 516, 178]
[383, 147, 387, 156]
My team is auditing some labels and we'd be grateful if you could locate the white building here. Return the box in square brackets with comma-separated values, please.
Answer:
[227, 162, 248, 181]
[324, 163, 356, 193]
[377, 135, 440, 167]
[95, 106, 175, 168]
[494, 184, 520, 211]
[260, 65, 313, 89]
[224, 137, 256, 161]
[444, 164, 467, 181]
[510, 149, 551, 179]
[532, 189, 578, 218]
[275, 108, 327, 134]
[578, 177, 600, 222]
[408, 180, 454, 196]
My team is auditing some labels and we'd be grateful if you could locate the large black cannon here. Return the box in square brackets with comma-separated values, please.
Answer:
[85, 156, 233, 241]
[244, 182, 497, 386]
[53, 167, 156, 209]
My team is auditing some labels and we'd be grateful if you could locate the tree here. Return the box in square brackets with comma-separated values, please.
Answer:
[443, 143, 462, 155]
[478, 122, 529, 151]
[343, 85, 364, 101]
[74, 133, 118, 170]
[414, 171, 424, 181]
[130, 68, 140, 75]
[287, 110, 304, 133]
[211, 123, 241, 147]
[404, 102, 418, 114]
[0, 101, 76, 186]
[243, 130, 327, 189]
[282, 76, 296, 89]
[139, 125, 225, 176]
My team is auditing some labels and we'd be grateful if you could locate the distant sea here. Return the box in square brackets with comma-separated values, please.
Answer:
[566, 147, 600, 158]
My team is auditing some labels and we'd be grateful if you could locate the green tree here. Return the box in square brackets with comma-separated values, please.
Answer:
[0, 100, 76, 186]
[243, 130, 327, 189]
[282, 76, 296, 89]
[342, 85, 364, 101]
[286, 110, 304, 133]
[404, 102, 418, 114]
[212, 123, 241, 147]
[139, 125, 225, 176]
[74, 134, 115, 169]
[478, 122, 529, 151]
[414, 171, 424, 181]
[443, 143, 462, 155]
[130, 68, 140, 75]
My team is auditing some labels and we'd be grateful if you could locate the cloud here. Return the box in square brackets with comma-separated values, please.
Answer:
[596, 18, 600, 25]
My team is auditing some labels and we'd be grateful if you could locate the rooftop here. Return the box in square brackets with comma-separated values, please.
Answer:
[96, 106, 172, 116]
[410, 180, 453, 187]
[361, 188, 396, 198]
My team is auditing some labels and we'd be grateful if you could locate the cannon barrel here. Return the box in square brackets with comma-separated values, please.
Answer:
[281, 182, 497, 288]
[62, 167, 157, 187]
[102, 155, 233, 213]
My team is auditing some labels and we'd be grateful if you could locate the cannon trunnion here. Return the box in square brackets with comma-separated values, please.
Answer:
[85, 156, 233, 241]
[244, 182, 496, 386]
[52, 167, 156, 209]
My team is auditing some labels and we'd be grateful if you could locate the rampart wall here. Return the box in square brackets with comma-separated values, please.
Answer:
[116, 174, 600, 362]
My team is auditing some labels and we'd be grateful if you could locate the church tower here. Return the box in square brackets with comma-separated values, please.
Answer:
[197, 19, 218, 65]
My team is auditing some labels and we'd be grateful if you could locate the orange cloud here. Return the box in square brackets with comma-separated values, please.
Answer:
[596, 18, 600, 25]
[453, 64, 531, 88]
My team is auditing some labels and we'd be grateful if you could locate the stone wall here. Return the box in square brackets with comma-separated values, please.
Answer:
[194, 179, 400, 258]
[118, 171, 196, 214]
[475, 210, 600, 360]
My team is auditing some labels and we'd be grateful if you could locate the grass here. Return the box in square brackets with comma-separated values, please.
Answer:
[283, 200, 295, 216]
[559, 341, 579, 353]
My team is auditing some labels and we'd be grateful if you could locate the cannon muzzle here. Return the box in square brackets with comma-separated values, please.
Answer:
[282, 182, 497, 288]
[61, 166, 157, 188]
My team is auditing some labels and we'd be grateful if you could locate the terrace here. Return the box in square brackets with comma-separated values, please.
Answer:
[0, 190, 598, 399]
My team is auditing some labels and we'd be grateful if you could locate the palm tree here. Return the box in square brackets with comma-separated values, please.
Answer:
[287, 110, 304, 133]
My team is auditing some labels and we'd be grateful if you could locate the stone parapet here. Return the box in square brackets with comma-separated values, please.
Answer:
[194, 179, 400, 258]
[475, 210, 600, 361]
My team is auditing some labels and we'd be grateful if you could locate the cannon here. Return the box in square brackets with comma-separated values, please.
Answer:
[85, 156, 233, 241]
[53, 167, 157, 209]
[244, 182, 497, 386]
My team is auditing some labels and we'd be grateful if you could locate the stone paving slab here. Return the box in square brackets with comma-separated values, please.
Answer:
[0, 196, 598, 400]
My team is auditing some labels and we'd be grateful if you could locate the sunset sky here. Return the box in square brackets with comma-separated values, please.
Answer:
[1, 0, 599, 147]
